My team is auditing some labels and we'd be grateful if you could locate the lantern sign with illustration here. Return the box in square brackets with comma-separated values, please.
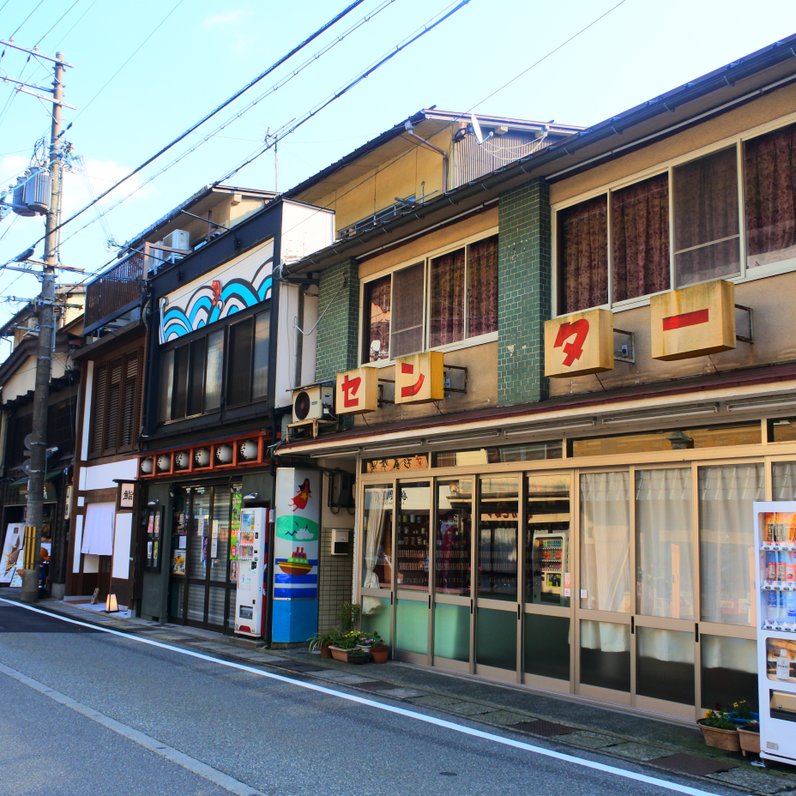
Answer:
[272, 467, 321, 643]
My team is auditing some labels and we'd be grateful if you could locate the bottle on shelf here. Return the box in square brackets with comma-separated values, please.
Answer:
[777, 647, 791, 680]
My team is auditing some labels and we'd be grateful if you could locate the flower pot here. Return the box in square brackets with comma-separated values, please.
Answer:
[697, 720, 741, 752]
[738, 725, 760, 757]
[329, 646, 370, 664]
[371, 645, 389, 664]
[319, 644, 332, 659]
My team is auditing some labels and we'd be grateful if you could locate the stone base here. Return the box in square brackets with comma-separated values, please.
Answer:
[50, 582, 65, 600]
[19, 570, 40, 604]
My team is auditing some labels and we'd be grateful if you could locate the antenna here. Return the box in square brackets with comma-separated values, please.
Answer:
[469, 113, 494, 145]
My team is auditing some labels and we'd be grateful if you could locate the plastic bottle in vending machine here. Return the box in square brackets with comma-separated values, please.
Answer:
[769, 589, 780, 625]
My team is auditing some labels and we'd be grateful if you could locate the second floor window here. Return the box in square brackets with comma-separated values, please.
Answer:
[90, 350, 141, 457]
[557, 119, 796, 314]
[363, 234, 498, 362]
[158, 308, 270, 423]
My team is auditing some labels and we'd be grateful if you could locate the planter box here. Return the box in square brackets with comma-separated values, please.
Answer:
[329, 646, 370, 664]
[697, 721, 741, 752]
[738, 726, 760, 757]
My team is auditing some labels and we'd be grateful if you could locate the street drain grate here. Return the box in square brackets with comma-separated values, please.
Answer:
[513, 719, 577, 737]
[650, 753, 738, 776]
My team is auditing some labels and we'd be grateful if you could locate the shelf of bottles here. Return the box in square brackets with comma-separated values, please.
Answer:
[396, 512, 430, 590]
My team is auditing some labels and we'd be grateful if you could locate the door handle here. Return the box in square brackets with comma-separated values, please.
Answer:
[694, 623, 699, 643]
[630, 616, 635, 634]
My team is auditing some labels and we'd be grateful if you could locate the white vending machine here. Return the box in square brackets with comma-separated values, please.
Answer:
[753, 501, 796, 766]
[234, 507, 269, 638]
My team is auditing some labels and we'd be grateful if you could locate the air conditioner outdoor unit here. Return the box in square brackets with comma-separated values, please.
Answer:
[162, 229, 190, 251]
[292, 385, 334, 424]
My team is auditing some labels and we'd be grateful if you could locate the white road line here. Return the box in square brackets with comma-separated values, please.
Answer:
[0, 599, 717, 796]
[0, 658, 262, 796]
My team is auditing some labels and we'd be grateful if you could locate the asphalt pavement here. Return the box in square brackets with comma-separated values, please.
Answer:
[3, 590, 796, 796]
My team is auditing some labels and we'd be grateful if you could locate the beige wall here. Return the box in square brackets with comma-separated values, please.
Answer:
[551, 83, 796, 206]
[308, 130, 450, 232]
[548, 84, 796, 399]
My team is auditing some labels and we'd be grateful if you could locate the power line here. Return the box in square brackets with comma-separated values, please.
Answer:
[49, 0, 398, 259]
[32, 0, 83, 49]
[217, 0, 472, 184]
[8, 0, 47, 40]
[68, 0, 186, 124]
[43, 0, 368, 241]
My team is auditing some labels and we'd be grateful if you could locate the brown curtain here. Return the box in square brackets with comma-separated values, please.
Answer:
[430, 248, 465, 347]
[673, 147, 739, 285]
[558, 196, 608, 313]
[467, 235, 498, 337]
[364, 276, 391, 362]
[611, 174, 670, 302]
[745, 122, 796, 262]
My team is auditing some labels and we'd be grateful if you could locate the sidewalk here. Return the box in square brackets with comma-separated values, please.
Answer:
[6, 592, 796, 795]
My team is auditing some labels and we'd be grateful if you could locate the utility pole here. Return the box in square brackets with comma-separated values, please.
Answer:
[4, 47, 69, 603]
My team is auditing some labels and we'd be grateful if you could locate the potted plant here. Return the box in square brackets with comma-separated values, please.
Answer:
[737, 720, 760, 757]
[362, 631, 389, 664]
[697, 707, 741, 752]
[307, 629, 339, 659]
[329, 629, 369, 663]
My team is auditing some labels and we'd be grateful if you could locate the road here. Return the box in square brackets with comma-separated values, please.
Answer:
[0, 601, 723, 796]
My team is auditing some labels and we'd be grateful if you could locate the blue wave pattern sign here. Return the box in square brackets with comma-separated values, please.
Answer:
[158, 241, 274, 343]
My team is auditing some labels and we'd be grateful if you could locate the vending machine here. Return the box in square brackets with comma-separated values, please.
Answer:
[753, 501, 796, 766]
[531, 530, 568, 605]
[234, 507, 269, 638]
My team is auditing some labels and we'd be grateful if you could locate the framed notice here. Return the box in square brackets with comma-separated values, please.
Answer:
[116, 481, 136, 511]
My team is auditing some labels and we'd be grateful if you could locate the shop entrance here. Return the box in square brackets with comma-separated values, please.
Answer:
[169, 483, 240, 630]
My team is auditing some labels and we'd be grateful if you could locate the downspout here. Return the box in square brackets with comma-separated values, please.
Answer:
[403, 120, 449, 193]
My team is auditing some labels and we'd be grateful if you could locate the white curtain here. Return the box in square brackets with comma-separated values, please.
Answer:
[362, 487, 390, 614]
[580, 472, 630, 651]
[636, 468, 693, 620]
[81, 502, 115, 556]
[699, 464, 763, 626]
[773, 461, 796, 499]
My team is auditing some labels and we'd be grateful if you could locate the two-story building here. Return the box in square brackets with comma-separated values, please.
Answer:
[276, 37, 796, 722]
[66, 185, 274, 611]
[0, 286, 84, 597]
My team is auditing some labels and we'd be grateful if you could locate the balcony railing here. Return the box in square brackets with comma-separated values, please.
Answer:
[84, 249, 146, 334]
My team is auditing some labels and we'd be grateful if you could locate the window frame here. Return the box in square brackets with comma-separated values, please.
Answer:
[89, 348, 143, 458]
[552, 112, 796, 317]
[359, 229, 499, 366]
[157, 304, 271, 424]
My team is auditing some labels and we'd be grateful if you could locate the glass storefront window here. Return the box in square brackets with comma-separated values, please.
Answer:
[699, 464, 763, 626]
[526, 473, 571, 607]
[636, 469, 693, 619]
[571, 423, 760, 457]
[773, 461, 796, 498]
[362, 486, 393, 590]
[580, 472, 630, 612]
[524, 614, 569, 681]
[636, 627, 694, 704]
[580, 620, 630, 692]
[436, 480, 471, 595]
[397, 483, 429, 590]
[701, 635, 758, 710]
[361, 595, 391, 644]
[433, 440, 562, 467]
[478, 476, 518, 600]
[476, 606, 516, 669]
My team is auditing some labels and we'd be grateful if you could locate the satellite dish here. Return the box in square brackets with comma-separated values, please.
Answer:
[470, 113, 484, 145]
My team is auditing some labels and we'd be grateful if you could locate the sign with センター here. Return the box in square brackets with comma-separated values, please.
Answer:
[544, 308, 614, 377]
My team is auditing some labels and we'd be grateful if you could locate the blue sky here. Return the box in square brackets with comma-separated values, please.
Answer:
[0, 0, 795, 344]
